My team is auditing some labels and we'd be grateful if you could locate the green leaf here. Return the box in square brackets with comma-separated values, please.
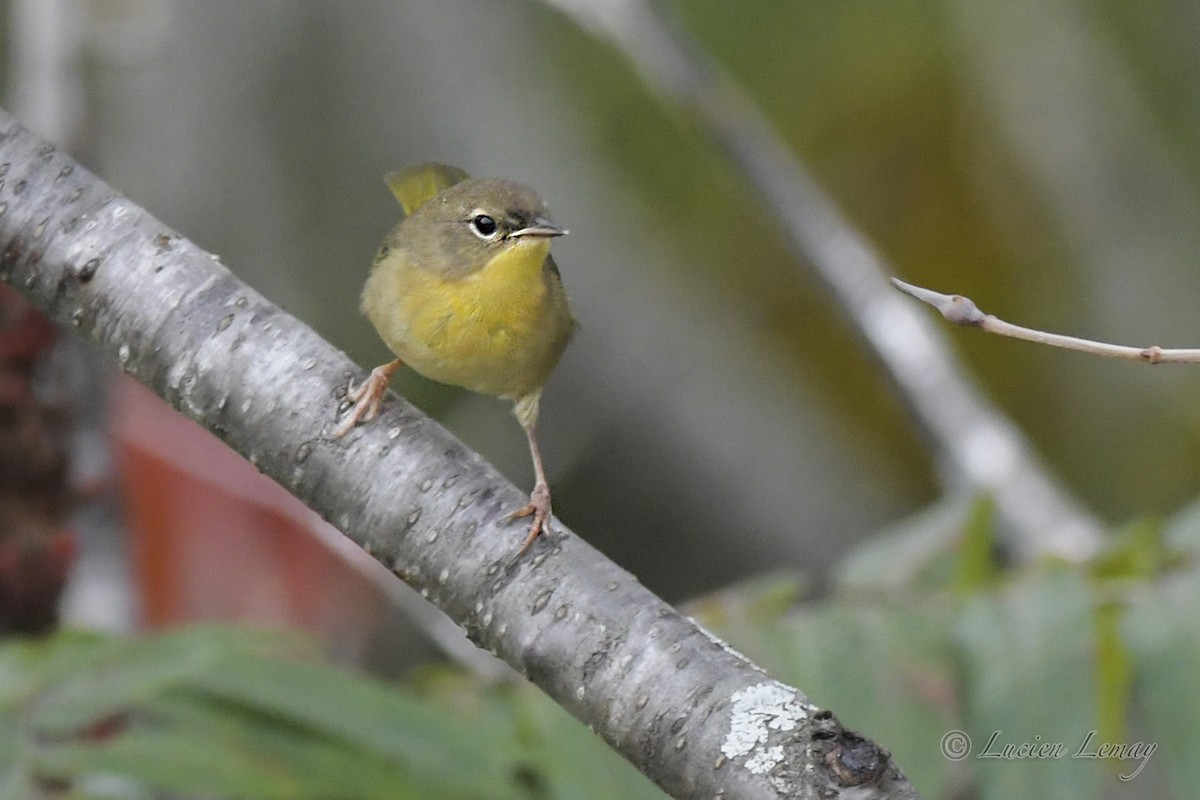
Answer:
[1093, 601, 1132, 751]
[684, 572, 806, 633]
[1122, 569, 1200, 792]
[22, 627, 309, 736]
[35, 725, 418, 800]
[1162, 494, 1200, 553]
[0, 768, 36, 800]
[836, 495, 973, 595]
[955, 567, 1100, 799]
[0, 637, 41, 711]
[952, 495, 999, 594]
[31, 633, 220, 736]
[2, 627, 536, 800]
[191, 651, 524, 795]
[1090, 518, 1179, 583]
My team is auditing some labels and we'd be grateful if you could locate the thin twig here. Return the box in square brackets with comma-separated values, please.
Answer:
[892, 278, 1200, 364]
[541, 0, 1103, 561]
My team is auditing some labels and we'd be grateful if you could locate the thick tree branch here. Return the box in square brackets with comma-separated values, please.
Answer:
[0, 110, 918, 799]
[541, 0, 1103, 562]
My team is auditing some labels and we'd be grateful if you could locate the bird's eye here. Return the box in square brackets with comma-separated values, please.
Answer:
[470, 214, 498, 239]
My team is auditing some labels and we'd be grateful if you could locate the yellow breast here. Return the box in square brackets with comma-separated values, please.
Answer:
[362, 238, 573, 401]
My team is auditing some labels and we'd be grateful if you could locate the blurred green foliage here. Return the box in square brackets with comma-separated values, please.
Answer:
[0, 626, 669, 800]
[7, 496, 1200, 798]
[696, 495, 1200, 799]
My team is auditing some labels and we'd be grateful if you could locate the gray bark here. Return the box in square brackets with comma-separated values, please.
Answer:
[0, 107, 919, 800]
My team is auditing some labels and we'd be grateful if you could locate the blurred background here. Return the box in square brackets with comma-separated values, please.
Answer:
[4, 0, 1200, 684]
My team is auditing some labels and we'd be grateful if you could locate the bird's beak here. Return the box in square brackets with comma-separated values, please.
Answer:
[511, 218, 568, 239]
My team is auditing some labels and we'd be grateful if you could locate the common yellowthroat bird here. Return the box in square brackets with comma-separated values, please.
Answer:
[333, 163, 576, 554]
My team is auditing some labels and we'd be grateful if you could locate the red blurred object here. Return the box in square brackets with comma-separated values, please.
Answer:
[0, 285, 77, 636]
[0, 527, 78, 636]
[112, 376, 390, 655]
[2, 279, 394, 654]
[0, 285, 60, 364]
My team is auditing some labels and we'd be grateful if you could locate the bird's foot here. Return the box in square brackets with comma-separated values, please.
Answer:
[331, 364, 394, 439]
[509, 481, 552, 555]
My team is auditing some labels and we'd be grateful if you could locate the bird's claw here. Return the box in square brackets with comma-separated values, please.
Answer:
[331, 368, 390, 439]
[509, 482, 552, 556]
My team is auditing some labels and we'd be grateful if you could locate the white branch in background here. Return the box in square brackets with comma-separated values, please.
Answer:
[0, 109, 919, 800]
[541, 0, 1103, 562]
[7, 0, 85, 146]
[893, 278, 1200, 364]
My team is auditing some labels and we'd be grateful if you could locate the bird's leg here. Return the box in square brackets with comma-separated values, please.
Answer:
[508, 421, 553, 555]
[331, 359, 402, 438]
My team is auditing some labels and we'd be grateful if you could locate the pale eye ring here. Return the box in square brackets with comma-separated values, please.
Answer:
[470, 213, 498, 239]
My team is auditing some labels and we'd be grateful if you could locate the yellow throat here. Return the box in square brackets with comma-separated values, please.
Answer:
[360, 165, 575, 404]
